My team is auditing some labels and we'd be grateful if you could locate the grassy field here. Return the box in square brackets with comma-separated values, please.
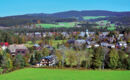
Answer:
[36, 22, 78, 28]
[96, 20, 116, 31]
[52, 40, 67, 48]
[83, 16, 107, 20]
[0, 68, 130, 80]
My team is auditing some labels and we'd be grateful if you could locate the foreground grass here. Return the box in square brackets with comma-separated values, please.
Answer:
[0, 68, 130, 80]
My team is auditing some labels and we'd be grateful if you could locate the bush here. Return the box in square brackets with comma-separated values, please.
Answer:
[0, 68, 3, 74]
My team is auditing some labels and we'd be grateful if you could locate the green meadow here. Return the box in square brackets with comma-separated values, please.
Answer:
[52, 40, 67, 48]
[83, 16, 107, 20]
[36, 22, 78, 28]
[0, 68, 130, 80]
[96, 20, 116, 31]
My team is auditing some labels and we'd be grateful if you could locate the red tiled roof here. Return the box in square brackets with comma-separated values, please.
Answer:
[0, 42, 9, 46]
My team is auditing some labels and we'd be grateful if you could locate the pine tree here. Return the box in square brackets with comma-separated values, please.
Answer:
[29, 55, 36, 65]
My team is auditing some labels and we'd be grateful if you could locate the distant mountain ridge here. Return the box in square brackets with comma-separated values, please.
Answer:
[50, 10, 130, 17]
[0, 10, 130, 27]
[2, 10, 130, 18]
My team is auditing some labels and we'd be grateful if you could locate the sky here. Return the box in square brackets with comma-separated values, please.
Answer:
[0, 0, 130, 17]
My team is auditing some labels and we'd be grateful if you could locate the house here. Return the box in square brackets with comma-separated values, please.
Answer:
[86, 45, 92, 48]
[75, 40, 86, 46]
[0, 42, 9, 50]
[89, 32, 95, 36]
[8, 44, 28, 55]
[67, 39, 75, 44]
[44, 45, 54, 51]
[35, 32, 41, 37]
[118, 41, 127, 48]
[36, 55, 56, 67]
[87, 41, 96, 45]
[102, 32, 109, 36]
[61, 32, 69, 38]
[101, 42, 109, 47]
[33, 44, 41, 50]
[107, 44, 115, 48]
[118, 34, 124, 40]
[79, 32, 86, 37]
[26, 33, 34, 37]
[94, 44, 100, 48]
[101, 42, 115, 48]
[0, 42, 9, 46]
[48, 32, 53, 37]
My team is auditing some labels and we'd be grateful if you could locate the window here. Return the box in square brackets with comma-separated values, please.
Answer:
[17, 51, 20, 53]
[22, 51, 25, 54]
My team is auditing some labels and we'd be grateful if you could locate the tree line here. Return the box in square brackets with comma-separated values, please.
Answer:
[0, 46, 130, 74]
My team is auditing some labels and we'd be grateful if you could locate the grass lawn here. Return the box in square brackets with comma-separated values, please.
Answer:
[0, 68, 130, 80]
[36, 22, 78, 28]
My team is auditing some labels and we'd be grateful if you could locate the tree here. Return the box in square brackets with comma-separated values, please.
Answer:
[127, 56, 130, 70]
[13, 54, 25, 69]
[108, 49, 119, 69]
[41, 48, 50, 57]
[118, 50, 128, 69]
[1, 51, 13, 72]
[7, 58, 13, 71]
[0, 30, 13, 44]
[75, 52, 82, 68]
[0, 51, 3, 67]
[0, 68, 3, 74]
[29, 55, 36, 65]
[21, 35, 26, 43]
[65, 50, 76, 67]
[34, 51, 42, 63]
[92, 47, 104, 69]
[83, 49, 94, 69]
[24, 53, 30, 67]
[55, 50, 63, 67]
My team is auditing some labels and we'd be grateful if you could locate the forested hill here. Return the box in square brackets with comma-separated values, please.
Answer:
[0, 10, 130, 27]
[23, 10, 130, 17]
[51, 10, 130, 17]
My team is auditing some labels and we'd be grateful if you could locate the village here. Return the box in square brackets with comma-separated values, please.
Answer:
[1, 0, 130, 79]
[0, 29, 129, 68]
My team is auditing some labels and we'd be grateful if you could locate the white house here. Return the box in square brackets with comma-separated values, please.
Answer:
[118, 41, 127, 48]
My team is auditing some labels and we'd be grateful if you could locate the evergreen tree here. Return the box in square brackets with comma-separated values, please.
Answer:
[29, 55, 36, 65]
